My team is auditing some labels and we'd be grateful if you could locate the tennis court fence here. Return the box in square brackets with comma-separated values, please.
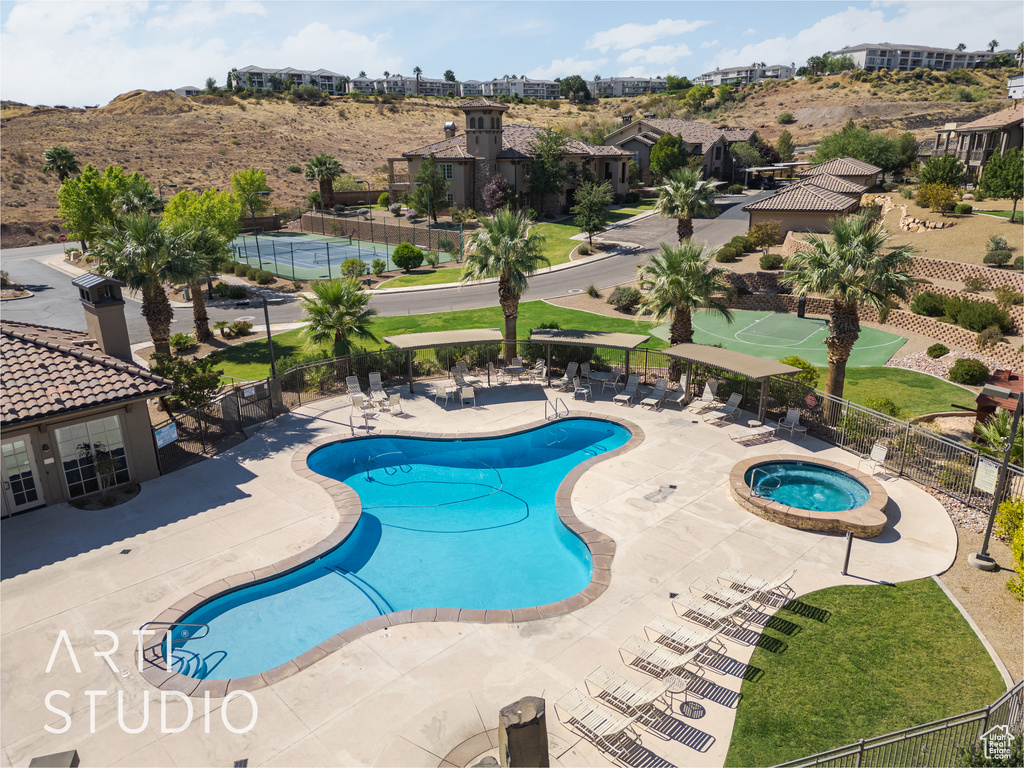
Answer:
[301, 211, 468, 260]
[152, 345, 1023, 513]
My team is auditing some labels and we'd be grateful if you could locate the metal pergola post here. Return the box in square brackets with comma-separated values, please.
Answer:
[546, 344, 552, 386]
[758, 378, 769, 423]
[406, 351, 415, 394]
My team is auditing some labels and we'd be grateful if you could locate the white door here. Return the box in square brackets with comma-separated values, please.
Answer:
[2, 439, 44, 516]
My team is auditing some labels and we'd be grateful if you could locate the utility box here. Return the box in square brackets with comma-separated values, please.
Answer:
[498, 696, 549, 768]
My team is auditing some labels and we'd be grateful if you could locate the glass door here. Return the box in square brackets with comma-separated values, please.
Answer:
[2, 439, 44, 516]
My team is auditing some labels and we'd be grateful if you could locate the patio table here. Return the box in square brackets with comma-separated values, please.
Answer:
[503, 366, 526, 381]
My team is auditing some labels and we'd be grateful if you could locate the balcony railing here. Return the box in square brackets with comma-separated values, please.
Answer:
[968, 149, 993, 164]
[389, 173, 410, 185]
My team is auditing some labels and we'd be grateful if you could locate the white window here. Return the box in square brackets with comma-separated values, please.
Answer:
[56, 415, 130, 498]
[446, 193, 455, 205]
[440, 164, 454, 180]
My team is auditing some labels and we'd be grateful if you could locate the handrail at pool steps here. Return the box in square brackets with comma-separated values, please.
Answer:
[749, 467, 780, 498]
[545, 398, 570, 421]
[324, 565, 395, 615]
[138, 620, 211, 658]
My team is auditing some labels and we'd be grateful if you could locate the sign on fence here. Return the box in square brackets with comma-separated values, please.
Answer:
[804, 392, 818, 409]
[243, 386, 256, 398]
[974, 457, 1000, 494]
[154, 422, 178, 449]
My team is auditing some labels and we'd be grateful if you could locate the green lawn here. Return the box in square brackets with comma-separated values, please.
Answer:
[533, 221, 583, 266]
[977, 209, 1021, 222]
[606, 208, 645, 223]
[216, 301, 667, 381]
[724, 578, 1006, 767]
[378, 267, 464, 288]
[819, 366, 976, 418]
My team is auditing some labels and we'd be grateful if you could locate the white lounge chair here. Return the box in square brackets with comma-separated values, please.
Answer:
[777, 408, 806, 439]
[858, 443, 888, 475]
[601, 366, 623, 394]
[451, 367, 476, 391]
[613, 374, 640, 406]
[702, 392, 742, 423]
[433, 382, 454, 406]
[663, 374, 688, 410]
[580, 362, 592, 382]
[717, 567, 796, 605]
[383, 392, 403, 414]
[644, 616, 726, 657]
[550, 361, 579, 390]
[686, 381, 720, 413]
[618, 635, 705, 681]
[528, 362, 546, 383]
[459, 386, 476, 408]
[454, 360, 480, 385]
[368, 371, 387, 407]
[554, 688, 641, 762]
[572, 376, 592, 401]
[730, 422, 776, 444]
[487, 362, 505, 385]
[689, 575, 751, 608]
[672, 592, 747, 631]
[346, 375, 364, 401]
[640, 378, 669, 410]
[585, 665, 689, 726]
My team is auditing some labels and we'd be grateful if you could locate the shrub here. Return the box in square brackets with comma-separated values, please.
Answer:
[227, 285, 248, 300]
[727, 184, 745, 194]
[926, 343, 950, 358]
[577, 242, 591, 255]
[234, 263, 251, 278]
[341, 258, 366, 278]
[213, 282, 231, 298]
[777, 112, 795, 124]
[424, 251, 440, 268]
[213, 320, 230, 337]
[948, 357, 989, 385]
[915, 182, 957, 212]
[994, 497, 1023, 600]
[404, 209, 417, 222]
[994, 285, 1024, 308]
[946, 297, 1013, 332]
[963, 276, 990, 293]
[253, 269, 275, 285]
[910, 291, 949, 317]
[1015, 256, 1024, 271]
[392, 242, 424, 271]
[760, 253, 785, 270]
[586, 284, 600, 298]
[389, 203, 402, 216]
[977, 325, 1006, 348]
[219, 262, 235, 275]
[954, 203, 973, 214]
[882, 182, 900, 192]
[292, 280, 303, 291]
[150, 354, 224, 409]
[525, 208, 538, 221]
[608, 285, 641, 313]
[229, 320, 253, 337]
[865, 397, 907, 420]
[715, 246, 739, 263]
[371, 259, 387, 277]
[377, 192, 390, 208]
[285, 164, 302, 173]
[730, 235, 752, 252]
[900, 186, 914, 199]
[983, 250, 1013, 267]
[169, 332, 195, 353]
[747, 220, 781, 254]
[987, 234, 1008, 253]
[778, 355, 818, 388]
[333, 204, 346, 214]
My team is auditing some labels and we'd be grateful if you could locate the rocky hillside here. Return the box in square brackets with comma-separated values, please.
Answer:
[1, 67, 1016, 248]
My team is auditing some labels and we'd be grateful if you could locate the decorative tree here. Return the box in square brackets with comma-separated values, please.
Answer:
[571, 181, 613, 246]
[230, 167, 272, 214]
[527, 128, 568, 212]
[299, 278, 378, 355]
[42, 145, 80, 182]
[776, 130, 795, 163]
[482, 173, 512, 212]
[653, 167, 721, 242]
[980, 147, 1023, 223]
[408, 154, 449, 222]
[649, 133, 687, 179]
[305, 154, 343, 210]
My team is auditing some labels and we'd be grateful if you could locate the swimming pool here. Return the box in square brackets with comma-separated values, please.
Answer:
[744, 461, 870, 512]
[171, 418, 631, 680]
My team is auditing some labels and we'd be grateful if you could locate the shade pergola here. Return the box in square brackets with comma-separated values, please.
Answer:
[527, 329, 650, 385]
[383, 328, 504, 393]
[663, 343, 803, 421]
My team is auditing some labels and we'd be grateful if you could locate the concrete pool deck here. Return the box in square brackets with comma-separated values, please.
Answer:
[1, 383, 960, 767]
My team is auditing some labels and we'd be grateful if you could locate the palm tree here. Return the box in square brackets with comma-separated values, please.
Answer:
[653, 167, 722, 243]
[970, 408, 1023, 466]
[460, 208, 548, 360]
[116, 176, 160, 216]
[165, 222, 225, 343]
[413, 65, 423, 93]
[42, 145, 80, 182]
[95, 214, 200, 355]
[300, 278, 378, 355]
[781, 213, 915, 401]
[637, 240, 734, 346]
[956, 43, 967, 52]
[304, 153, 343, 210]
[988, 40, 999, 52]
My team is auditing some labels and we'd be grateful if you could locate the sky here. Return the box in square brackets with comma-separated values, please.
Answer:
[1, 0, 1021, 107]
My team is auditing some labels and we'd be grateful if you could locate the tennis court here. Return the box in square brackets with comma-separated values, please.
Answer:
[651, 309, 907, 367]
[230, 232, 457, 281]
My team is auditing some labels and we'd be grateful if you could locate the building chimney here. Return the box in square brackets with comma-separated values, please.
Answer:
[644, 112, 655, 119]
[71, 274, 132, 362]
[621, 113, 632, 124]
[444, 120, 456, 139]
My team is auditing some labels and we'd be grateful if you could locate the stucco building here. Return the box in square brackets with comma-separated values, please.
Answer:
[932, 103, 1024, 182]
[827, 43, 1015, 72]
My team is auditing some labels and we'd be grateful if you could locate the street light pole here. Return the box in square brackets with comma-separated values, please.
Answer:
[970, 385, 1023, 571]
[248, 190, 270, 271]
[158, 183, 177, 201]
[359, 179, 373, 251]
[262, 296, 277, 379]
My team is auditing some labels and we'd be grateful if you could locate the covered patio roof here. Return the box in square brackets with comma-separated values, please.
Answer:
[527, 329, 650, 350]
[664, 343, 802, 380]
[382, 328, 503, 352]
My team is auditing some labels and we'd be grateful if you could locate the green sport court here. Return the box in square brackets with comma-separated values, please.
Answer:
[651, 310, 907, 368]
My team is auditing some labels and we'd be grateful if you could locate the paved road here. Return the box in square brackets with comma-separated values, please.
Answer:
[0, 193, 768, 343]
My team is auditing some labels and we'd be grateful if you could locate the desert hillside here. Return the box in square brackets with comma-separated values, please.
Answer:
[1, 67, 1016, 248]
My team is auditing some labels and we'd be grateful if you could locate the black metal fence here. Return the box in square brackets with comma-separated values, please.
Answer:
[153, 346, 1023, 510]
[774, 679, 1023, 767]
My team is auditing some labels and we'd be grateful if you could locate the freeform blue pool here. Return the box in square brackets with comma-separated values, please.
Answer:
[171, 418, 631, 680]
[744, 460, 870, 512]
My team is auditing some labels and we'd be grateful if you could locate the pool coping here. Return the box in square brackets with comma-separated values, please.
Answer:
[138, 411, 644, 698]
[729, 454, 890, 539]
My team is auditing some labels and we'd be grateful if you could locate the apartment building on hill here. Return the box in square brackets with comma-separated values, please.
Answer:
[693, 64, 795, 87]
[587, 77, 668, 98]
[827, 43, 1016, 72]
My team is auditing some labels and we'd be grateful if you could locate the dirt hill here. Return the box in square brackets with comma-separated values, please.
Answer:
[1, 68, 1016, 249]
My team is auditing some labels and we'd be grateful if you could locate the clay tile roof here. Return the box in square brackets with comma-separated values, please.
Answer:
[798, 156, 881, 178]
[1, 321, 173, 427]
[458, 98, 510, 111]
[642, 118, 726, 154]
[401, 135, 474, 159]
[617, 130, 661, 148]
[790, 173, 867, 195]
[742, 183, 860, 214]
[496, 125, 629, 159]
[955, 103, 1023, 132]
[722, 128, 756, 142]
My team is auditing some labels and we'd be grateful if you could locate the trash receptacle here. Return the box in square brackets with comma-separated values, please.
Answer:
[798, 295, 806, 319]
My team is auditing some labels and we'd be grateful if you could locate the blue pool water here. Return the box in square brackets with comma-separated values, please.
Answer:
[745, 461, 869, 512]
[172, 418, 630, 680]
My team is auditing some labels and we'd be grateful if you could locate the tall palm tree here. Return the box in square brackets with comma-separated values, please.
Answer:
[95, 214, 200, 356]
[413, 65, 423, 93]
[300, 278, 378, 355]
[956, 43, 967, 52]
[165, 222, 225, 344]
[653, 167, 722, 243]
[460, 208, 548, 360]
[304, 153, 343, 210]
[637, 241, 734, 346]
[781, 213, 915, 401]
[988, 40, 999, 53]
[42, 145, 80, 182]
[116, 176, 160, 216]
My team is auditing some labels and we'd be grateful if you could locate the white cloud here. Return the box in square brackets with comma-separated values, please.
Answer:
[270, 22, 401, 75]
[744, 28, 756, 36]
[700, 40, 719, 49]
[617, 44, 693, 68]
[586, 18, 711, 53]
[146, 0, 265, 32]
[525, 56, 609, 80]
